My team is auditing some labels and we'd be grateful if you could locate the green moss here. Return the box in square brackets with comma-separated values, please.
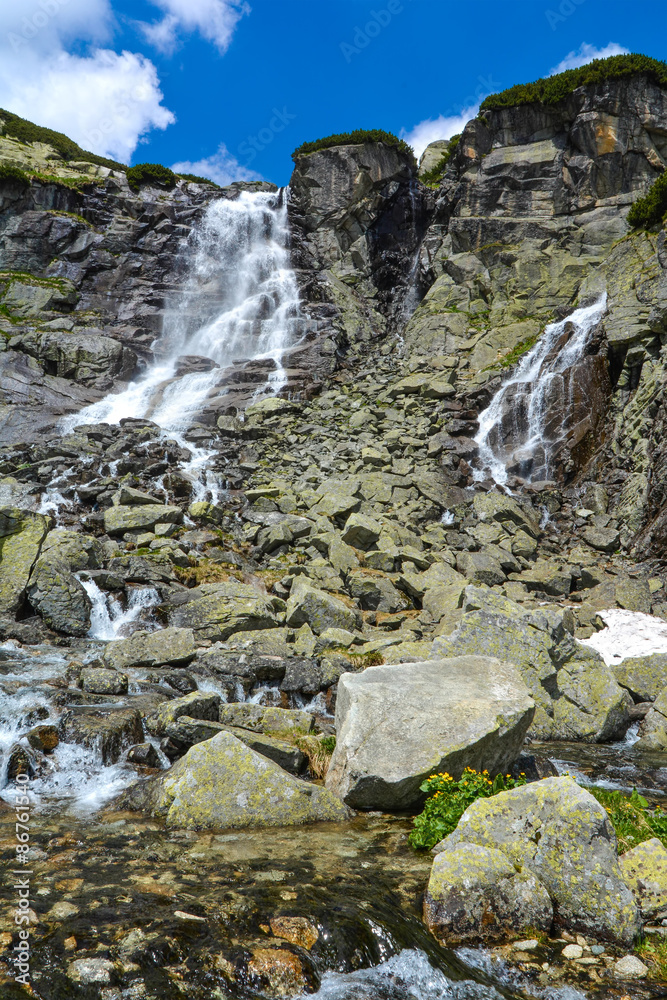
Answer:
[0, 107, 125, 170]
[177, 172, 220, 188]
[628, 171, 667, 229]
[292, 129, 415, 164]
[589, 786, 667, 852]
[637, 937, 667, 981]
[481, 54, 667, 111]
[0, 164, 29, 188]
[126, 163, 176, 191]
[420, 134, 461, 187]
[31, 173, 99, 191]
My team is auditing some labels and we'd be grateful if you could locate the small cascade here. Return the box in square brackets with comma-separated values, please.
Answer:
[81, 579, 159, 641]
[474, 295, 608, 485]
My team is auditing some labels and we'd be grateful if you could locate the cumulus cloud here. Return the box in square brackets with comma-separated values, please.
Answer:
[402, 105, 479, 161]
[550, 42, 630, 76]
[172, 144, 263, 186]
[140, 0, 250, 54]
[0, 0, 174, 163]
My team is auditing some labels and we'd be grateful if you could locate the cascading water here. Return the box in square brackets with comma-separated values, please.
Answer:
[62, 189, 303, 497]
[474, 295, 607, 485]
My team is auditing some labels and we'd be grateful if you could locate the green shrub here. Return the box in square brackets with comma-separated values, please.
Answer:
[0, 164, 29, 188]
[628, 171, 667, 229]
[420, 134, 461, 187]
[409, 767, 527, 850]
[126, 162, 177, 191]
[481, 53, 667, 111]
[30, 173, 96, 191]
[589, 786, 667, 852]
[0, 107, 124, 171]
[293, 129, 415, 163]
[177, 172, 220, 188]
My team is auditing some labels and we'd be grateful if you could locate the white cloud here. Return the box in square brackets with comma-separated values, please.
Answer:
[140, 0, 250, 54]
[550, 42, 629, 76]
[172, 144, 263, 186]
[0, 0, 174, 163]
[402, 105, 479, 161]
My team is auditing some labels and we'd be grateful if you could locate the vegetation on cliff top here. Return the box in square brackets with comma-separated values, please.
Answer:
[292, 129, 415, 162]
[0, 165, 29, 188]
[0, 107, 125, 171]
[126, 162, 177, 191]
[628, 170, 667, 230]
[420, 134, 461, 188]
[480, 53, 667, 111]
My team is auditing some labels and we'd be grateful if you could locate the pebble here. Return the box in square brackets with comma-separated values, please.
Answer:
[590, 944, 605, 955]
[614, 955, 648, 978]
[562, 944, 584, 960]
[174, 910, 206, 922]
[513, 938, 539, 951]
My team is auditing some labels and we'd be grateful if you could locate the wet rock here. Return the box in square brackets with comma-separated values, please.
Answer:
[5, 743, 34, 780]
[104, 503, 183, 536]
[168, 582, 283, 640]
[120, 730, 349, 829]
[269, 916, 319, 949]
[613, 653, 667, 702]
[67, 958, 115, 984]
[218, 703, 314, 736]
[437, 776, 641, 946]
[25, 724, 59, 753]
[326, 656, 534, 811]
[27, 555, 91, 636]
[146, 691, 221, 737]
[0, 508, 50, 615]
[80, 667, 128, 695]
[60, 709, 143, 764]
[285, 578, 361, 635]
[423, 841, 553, 946]
[103, 627, 196, 670]
[620, 837, 667, 920]
[126, 742, 161, 767]
[247, 946, 307, 995]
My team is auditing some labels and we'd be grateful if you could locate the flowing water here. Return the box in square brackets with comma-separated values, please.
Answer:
[475, 296, 607, 485]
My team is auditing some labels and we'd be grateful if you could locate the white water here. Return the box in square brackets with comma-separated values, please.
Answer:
[475, 295, 607, 485]
[581, 607, 667, 665]
[62, 190, 302, 495]
[81, 579, 159, 640]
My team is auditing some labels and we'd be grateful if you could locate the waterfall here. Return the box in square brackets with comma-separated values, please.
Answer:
[81, 579, 160, 640]
[63, 190, 302, 437]
[474, 295, 607, 485]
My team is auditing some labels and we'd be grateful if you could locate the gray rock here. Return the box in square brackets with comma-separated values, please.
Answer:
[438, 776, 641, 946]
[27, 555, 91, 636]
[583, 526, 621, 552]
[619, 837, 667, 921]
[637, 686, 667, 748]
[0, 507, 50, 615]
[103, 627, 196, 670]
[325, 656, 534, 811]
[120, 731, 348, 829]
[218, 703, 314, 736]
[341, 512, 382, 550]
[456, 550, 506, 586]
[80, 667, 128, 695]
[67, 958, 115, 984]
[168, 582, 283, 640]
[60, 709, 143, 764]
[104, 503, 183, 536]
[146, 691, 221, 737]
[424, 841, 553, 945]
[285, 577, 361, 635]
[9, 329, 135, 388]
[613, 653, 667, 702]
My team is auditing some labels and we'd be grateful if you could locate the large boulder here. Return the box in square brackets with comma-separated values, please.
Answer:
[620, 838, 667, 921]
[424, 841, 553, 946]
[8, 329, 136, 388]
[104, 504, 183, 536]
[613, 653, 667, 702]
[285, 577, 362, 635]
[60, 709, 143, 764]
[146, 691, 221, 737]
[103, 627, 196, 670]
[637, 687, 667, 748]
[28, 554, 92, 636]
[120, 731, 349, 829]
[168, 582, 283, 640]
[325, 656, 534, 811]
[39, 528, 103, 570]
[438, 776, 640, 946]
[0, 508, 50, 615]
[217, 703, 313, 736]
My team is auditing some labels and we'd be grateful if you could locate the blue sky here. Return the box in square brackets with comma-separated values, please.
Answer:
[0, 0, 665, 186]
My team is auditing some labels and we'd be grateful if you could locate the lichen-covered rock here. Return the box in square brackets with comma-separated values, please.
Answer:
[424, 841, 553, 945]
[169, 582, 283, 640]
[341, 512, 381, 550]
[613, 653, 667, 702]
[0, 507, 50, 615]
[637, 686, 667, 748]
[620, 838, 667, 920]
[325, 656, 534, 811]
[120, 731, 349, 829]
[146, 691, 221, 737]
[285, 577, 361, 635]
[27, 555, 91, 636]
[39, 528, 103, 570]
[103, 627, 196, 670]
[218, 703, 313, 736]
[80, 667, 128, 695]
[104, 503, 183, 536]
[437, 776, 640, 945]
